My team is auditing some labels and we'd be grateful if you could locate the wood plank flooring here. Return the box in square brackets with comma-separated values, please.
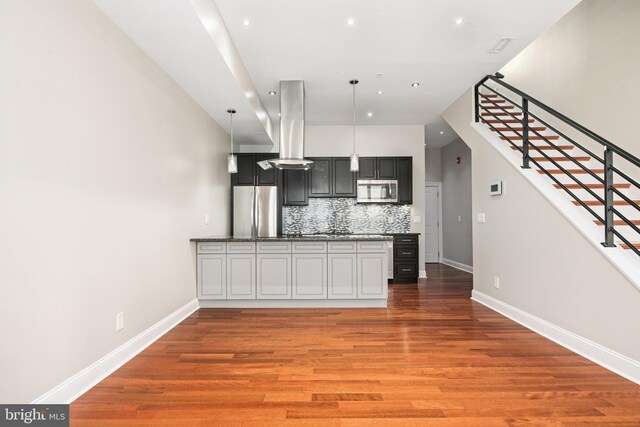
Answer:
[71, 264, 640, 426]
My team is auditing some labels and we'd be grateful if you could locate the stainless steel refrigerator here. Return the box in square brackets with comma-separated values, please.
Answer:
[233, 186, 278, 237]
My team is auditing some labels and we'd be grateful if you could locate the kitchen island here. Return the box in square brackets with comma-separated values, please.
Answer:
[190, 235, 391, 308]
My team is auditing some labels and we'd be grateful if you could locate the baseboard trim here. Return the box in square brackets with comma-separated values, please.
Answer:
[419, 270, 427, 279]
[32, 299, 199, 404]
[472, 290, 640, 385]
[199, 299, 387, 308]
[441, 258, 473, 274]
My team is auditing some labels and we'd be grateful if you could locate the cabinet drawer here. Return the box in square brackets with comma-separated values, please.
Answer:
[292, 241, 327, 253]
[393, 235, 418, 245]
[357, 241, 387, 253]
[227, 242, 256, 253]
[394, 246, 417, 260]
[328, 241, 357, 253]
[257, 241, 291, 253]
[395, 263, 418, 277]
[197, 242, 226, 254]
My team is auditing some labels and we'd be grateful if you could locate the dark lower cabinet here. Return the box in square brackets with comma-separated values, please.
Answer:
[309, 158, 332, 197]
[333, 157, 356, 197]
[283, 169, 309, 206]
[357, 157, 376, 180]
[393, 234, 419, 283]
[397, 157, 413, 204]
[377, 157, 397, 180]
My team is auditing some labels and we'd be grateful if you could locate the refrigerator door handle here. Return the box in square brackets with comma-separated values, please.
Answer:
[251, 188, 257, 237]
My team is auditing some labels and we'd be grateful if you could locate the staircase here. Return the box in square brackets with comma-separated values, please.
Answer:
[474, 75, 640, 256]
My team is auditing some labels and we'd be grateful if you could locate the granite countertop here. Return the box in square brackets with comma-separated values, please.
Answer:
[190, 234, 394, 242]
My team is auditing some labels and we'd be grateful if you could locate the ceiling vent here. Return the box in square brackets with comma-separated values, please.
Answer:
[488, 37, 513, 54]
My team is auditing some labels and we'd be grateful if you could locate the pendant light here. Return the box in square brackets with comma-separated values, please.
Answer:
[227, 109, 237, 174]
[349, 79, 359, 172]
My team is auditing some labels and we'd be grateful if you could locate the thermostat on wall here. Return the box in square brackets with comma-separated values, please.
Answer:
[490, 181, 503, 196]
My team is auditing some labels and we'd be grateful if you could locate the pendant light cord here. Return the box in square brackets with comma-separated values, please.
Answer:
[230, 112, 233, 154]
[351, 80, 357, 153]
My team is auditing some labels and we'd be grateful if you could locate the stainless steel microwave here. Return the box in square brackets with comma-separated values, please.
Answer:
[356, 180, 398, 203]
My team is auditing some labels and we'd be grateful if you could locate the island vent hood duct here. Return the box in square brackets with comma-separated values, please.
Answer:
[267, 80, 313, 170]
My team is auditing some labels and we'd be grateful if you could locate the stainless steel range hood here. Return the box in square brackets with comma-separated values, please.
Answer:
[266, 81, 313, 170]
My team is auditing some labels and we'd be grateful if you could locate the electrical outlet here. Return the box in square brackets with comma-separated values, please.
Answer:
[493, 277, 500, 289]
[387, 216, 394, 224]
[116, 312, 125, 331]
[413, 215, 422, 224]
[205, 214, 209, 225]
[477, 213, 486, 223]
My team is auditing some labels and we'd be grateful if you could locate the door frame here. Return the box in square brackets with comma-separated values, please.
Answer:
[424, 182, 443, 264]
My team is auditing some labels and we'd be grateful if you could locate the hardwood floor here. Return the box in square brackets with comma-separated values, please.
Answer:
[71, 264, 640, 426]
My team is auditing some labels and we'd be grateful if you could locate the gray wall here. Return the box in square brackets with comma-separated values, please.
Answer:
[425, 148, 442, 182]
[441, 139, 473, 267]
[0, 0, 230, 402]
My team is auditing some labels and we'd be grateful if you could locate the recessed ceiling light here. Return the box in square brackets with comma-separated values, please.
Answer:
[268, 91, 276, 96]
[411, 82, 420, 87]
[455, 17, 464, 25]
[243, 18, 251, 26]
[347, 18, 355, 26]
[377, 90, 383, 95]
[367, 112, 373, 117]
[376, 73, 383, 79]
[440, 131, 444, 135]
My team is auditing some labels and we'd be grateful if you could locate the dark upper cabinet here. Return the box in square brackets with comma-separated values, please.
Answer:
[232, 154, 256, 186]
[283, 169, 309, 206]
[333, 158, 357, 197]
[255, 154, 278, 186]
[309, 158, 332, 197]
[397, 157, 413, 204]
[231, 153, 279, 186]
[377, 157, 397, 180]
[357, 157, 376, 180]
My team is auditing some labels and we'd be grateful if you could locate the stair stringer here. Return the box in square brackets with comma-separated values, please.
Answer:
[472, 121, 640, 292]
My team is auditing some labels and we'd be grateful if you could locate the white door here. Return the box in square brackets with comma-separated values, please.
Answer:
[227, 254, 256, 300]
[292, 254, 327, 299]
[425, 185, 441, 263]
[328, 253, 357, 299]
[256, 254, 292, 299]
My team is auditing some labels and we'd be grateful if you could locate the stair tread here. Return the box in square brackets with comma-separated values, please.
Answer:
[531, 156, 590, 162]
[483, 105, 515, 109]
[511, 145, 574, 151]
[595, 219, 640, 226]
[621, 243, 640, 250]
[483, 112, 523, 116]
[496, 127, 546, 132]
[553, 183, 630, 189]
[501, 135, 560, 141]
[483, 119, 535, 124]
[542, 169, 604, 175]
[573, 200, 640, 206]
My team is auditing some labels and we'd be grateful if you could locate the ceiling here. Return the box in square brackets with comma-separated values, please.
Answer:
[94, 0, 580, 147]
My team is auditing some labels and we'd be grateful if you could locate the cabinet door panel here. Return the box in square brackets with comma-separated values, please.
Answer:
[257, 254, 292, 299]
[232, 154, 256, 186]
[292, 254, 327, 299]
[197, 254, 226, 299]
[328, 253, 357, 299]
[227, 254, 256, 299]
[283, 169, 309, 206]
[377, 157, 397, 180]
[333, 158, 357, 197]
[309, 158, 332, 197]
[256, 154, 278, 186]
[397, 157, 413, 204]
[357, 254, 388, 299]
[357, 157, 376, 180]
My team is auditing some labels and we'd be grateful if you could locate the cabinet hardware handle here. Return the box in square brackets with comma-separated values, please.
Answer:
[402, 268, 411, 272]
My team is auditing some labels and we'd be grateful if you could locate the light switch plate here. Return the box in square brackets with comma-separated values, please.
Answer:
[477, 213, 486, 223]
[413, 215, 422, 224]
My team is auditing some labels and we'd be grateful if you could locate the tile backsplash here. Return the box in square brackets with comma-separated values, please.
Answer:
[283, 198, 411, 234]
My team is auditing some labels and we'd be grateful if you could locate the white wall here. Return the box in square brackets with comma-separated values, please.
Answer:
[441, 139, 473, 267]
[306, 126, 426, 271]
[0, 0, 230, 402]
[442, 0, 640, 371]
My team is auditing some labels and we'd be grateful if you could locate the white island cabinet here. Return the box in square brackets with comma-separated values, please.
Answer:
[194, 237, 389, 308]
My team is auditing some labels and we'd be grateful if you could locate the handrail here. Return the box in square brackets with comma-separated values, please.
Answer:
[474, 74, 640, 254]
